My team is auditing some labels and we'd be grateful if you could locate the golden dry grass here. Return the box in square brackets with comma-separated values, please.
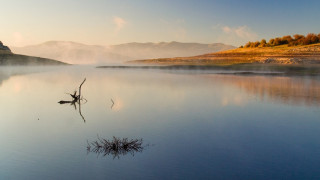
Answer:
[129, 43, 320, 65]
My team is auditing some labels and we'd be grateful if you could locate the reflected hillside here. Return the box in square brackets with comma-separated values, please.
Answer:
[212, 75, 320, 106]
[0, 67, 55, 87]
[0, 67, 32, 86]
[0, 71, 10, 86]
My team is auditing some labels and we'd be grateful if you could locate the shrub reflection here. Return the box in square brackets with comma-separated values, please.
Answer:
[87, 136, 146, 159]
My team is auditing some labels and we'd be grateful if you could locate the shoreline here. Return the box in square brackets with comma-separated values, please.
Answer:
[97, 64, 320, 76]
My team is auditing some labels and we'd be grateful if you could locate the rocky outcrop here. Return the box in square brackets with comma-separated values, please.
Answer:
[0, 41, 11, 51]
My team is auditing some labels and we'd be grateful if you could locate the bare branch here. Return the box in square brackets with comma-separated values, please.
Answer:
[78, 78, 86, 102]
[58, 78, 87, 123]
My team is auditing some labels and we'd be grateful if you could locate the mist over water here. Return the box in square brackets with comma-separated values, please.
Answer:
[0, 66, 320, 180]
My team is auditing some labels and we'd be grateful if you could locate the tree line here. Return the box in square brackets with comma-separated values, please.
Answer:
[240, 33, 320, 48]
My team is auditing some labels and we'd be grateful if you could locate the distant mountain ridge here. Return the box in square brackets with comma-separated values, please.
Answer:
[12, 41, 235, 64]
[110, 41, 235, 60]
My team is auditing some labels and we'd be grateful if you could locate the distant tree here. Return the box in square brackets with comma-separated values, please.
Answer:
[249, 42, 255, 48]
[306, 33, 319, 44]
[259, 39, 267, 47]
[259, 44, 266, 47]
[274, 38, 282, 46]
[311, 36, 319, 44]
[288, 41, 299, 46]
[241, 33, 320, 48]
[260, 39, 267, 44]
[303, 33, 316, 45]
[303, 38, 311, 45]
[239, 45, 243, 48]
[244, 41, 252, 48]
[293, 34, 305, 41]
[281, 35, 293, 44]
[268, 38, 275, 46]
[253, 41, 260, 47]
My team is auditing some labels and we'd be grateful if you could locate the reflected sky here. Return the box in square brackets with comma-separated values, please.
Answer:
[0, 67, 320, 179]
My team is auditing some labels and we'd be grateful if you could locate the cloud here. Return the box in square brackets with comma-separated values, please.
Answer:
[222, 26, 232, 33]
[113, 16, 127, 34]
[222, 25, 257, 40]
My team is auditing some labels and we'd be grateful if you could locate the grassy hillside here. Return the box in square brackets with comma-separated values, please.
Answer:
[0, 53, 68, 66]
[0, 48, 67, 66]
[129, 43, 320, 65]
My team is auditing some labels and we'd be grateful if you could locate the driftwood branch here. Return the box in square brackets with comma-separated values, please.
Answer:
[78, 78, 86, 102]
[58, 78, 87, 122]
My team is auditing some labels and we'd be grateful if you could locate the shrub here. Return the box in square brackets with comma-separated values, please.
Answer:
[268, 39, 275, 46]
[281, 35, 293, 44]
[274, 38, 282, 46]
[259, 39, 267, 47]
[311, 36, 319, 44]
[306, 33, 319, 44]
[253, 41, 260, 47]
[242, 33, 320, 48]
[244, 41, 252, 48]
[293, 34, 305, 41]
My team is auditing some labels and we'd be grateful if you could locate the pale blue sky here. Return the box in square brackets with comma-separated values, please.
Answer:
[1, 0, 320, 46]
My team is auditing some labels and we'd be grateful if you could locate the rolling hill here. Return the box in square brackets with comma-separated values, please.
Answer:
[11, 41, 235, 64]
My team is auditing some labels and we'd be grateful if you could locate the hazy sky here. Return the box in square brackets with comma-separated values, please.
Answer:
[1, 0, 320, 46]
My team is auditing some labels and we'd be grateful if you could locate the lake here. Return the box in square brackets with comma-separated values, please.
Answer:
[0, 66, 320, 180]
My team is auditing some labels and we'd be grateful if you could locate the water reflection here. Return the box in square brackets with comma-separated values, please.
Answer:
[87, 136, 146, 159]
[110, 99, 114, 109]
[0, 66, 60, 87]
[0, 72, 10, 86]
[59, 100, 87, 122]
[0, 68, 32, 86]
[1, 67, 320, 179]
[211, 75, 320, 106]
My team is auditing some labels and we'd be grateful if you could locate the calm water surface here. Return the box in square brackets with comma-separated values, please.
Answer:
[0, 66, 320, 180]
